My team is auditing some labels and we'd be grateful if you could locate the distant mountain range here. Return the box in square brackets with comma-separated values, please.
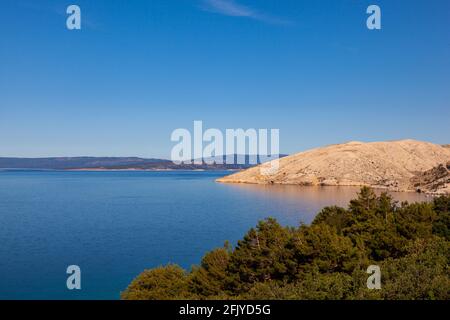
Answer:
[0, 155, 287, 171]
[0, 157, 165, 170]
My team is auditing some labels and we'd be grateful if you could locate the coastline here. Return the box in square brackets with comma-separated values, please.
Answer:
[215, 178, 444, 196]
[65, 168, 240, 172]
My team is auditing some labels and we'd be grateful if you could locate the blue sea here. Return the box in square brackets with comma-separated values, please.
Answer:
[0, 170, 429, 300]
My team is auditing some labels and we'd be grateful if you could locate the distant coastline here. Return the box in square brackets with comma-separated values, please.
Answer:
[0, 167, 239, 172]
[0, 155, 272, 171]
[65, 168, 239, 172]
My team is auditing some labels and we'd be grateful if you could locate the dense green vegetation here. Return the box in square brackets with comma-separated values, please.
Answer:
[121, 187, 450, 300]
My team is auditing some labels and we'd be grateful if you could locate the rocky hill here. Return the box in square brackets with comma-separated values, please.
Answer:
[217, 140, 450, 194]
[411, 162, 450, 194]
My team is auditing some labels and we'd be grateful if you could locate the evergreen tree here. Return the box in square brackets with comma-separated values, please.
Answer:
[226, 218, 292, 293]
[121, 264, 191, 300]
[121, 188, 450, 300]
[433, 195, 450, 240]
[189, 246, 230, 298]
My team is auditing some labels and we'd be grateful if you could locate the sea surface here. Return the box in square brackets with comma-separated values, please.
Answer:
[0, 170, 430, 299]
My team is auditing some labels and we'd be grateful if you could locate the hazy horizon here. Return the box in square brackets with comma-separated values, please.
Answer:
[0, 138, 448, 159]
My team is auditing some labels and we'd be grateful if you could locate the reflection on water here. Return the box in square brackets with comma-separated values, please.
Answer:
[226, 183, 430, 202]
[222, 183, 431, 214]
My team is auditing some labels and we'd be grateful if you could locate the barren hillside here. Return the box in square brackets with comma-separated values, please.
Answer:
[217, 140, 450, 194]
[411, 162, 450, 194]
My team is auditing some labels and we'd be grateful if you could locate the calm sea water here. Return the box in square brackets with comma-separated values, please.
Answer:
[0, 170, 429, 300]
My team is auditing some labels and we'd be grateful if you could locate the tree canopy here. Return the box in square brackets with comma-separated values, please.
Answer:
[121, 187, 450, 300]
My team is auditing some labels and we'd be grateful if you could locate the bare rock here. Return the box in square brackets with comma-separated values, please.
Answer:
[411, 162, 450, 194]
[217, 140, 450, 194]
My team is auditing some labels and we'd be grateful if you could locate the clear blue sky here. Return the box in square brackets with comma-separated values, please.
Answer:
[1, 0, 449, 158]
